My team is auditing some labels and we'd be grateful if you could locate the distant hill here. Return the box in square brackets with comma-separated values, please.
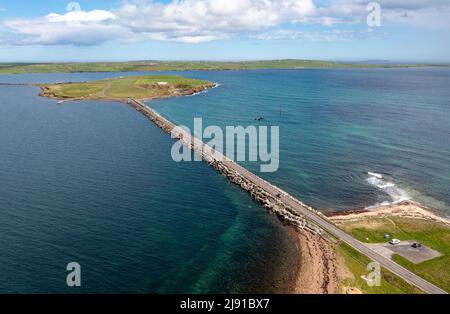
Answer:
[0, 59, 434, 74]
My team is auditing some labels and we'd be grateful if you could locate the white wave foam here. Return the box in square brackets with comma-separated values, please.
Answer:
[367, 171, 383, 179]
[188, 90, 208, 97]
[366, 172, 411, 206]
[189, 83, 221, 97]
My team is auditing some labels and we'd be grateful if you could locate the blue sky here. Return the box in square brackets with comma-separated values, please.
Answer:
[0, 0, 449, 62]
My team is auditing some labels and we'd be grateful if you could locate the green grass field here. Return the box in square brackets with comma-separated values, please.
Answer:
[336, 217, 450, 292]
[38, 75, 213, 101]
[336, 242, 423, 294]
[0, 60, 434, 74]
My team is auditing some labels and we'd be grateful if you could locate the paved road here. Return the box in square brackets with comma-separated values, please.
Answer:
[132, 99, 447, 294]
[223, 160, 447, 294]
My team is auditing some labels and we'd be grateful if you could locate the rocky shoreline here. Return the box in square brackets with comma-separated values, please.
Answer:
[293, 230, 338, 294]
[129, 99, 325, 236]
[36, 91, 339, 294]
[127, 99, 337, 293]
[37, 82, 217, 103]
[34, 87, 450, 294]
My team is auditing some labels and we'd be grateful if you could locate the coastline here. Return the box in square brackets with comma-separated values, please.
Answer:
[291, 228, 338, 294]
[290, 200, 450, 294]
[37, 82, 218, 104]
[126, 87, 448, 295]
[34, 84, 447, 294]
[328, 201, 450, 226]
[2, 60, 445, 75]
[124, 99, 343, 294]
[328, 201, 450, 293]
[37, 88, 339, 294]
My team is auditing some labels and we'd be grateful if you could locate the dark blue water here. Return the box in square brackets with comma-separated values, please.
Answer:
[1, 68, 449, 293]
[150, 68, 450, 215]
[0, 83, 298, 293]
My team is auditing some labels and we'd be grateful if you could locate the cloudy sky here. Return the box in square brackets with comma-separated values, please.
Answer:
[0, 0, 449, 62]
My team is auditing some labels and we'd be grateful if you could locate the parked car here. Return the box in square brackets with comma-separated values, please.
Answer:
[389, 239, 401, 245]
[411, 242, 422, 248]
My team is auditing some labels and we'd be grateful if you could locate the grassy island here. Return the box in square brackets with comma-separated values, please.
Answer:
[38, 75, 215, 102]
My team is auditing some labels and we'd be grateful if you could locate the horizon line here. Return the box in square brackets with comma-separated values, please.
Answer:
[1, 59, 450, 65]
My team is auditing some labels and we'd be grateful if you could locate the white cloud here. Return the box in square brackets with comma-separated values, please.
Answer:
[0, 0, 316, 45]
[0, 0, 449, 46]
[46, 10, 116, 23]
[113, 0, 316, 41]
[3, 9, 123, 45]
[252, 29, 358, 41]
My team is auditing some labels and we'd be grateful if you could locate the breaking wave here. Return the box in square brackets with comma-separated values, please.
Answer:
[366, 172, 411, 207]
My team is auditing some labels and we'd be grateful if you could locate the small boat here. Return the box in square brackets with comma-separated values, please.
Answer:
[255, 117, 265, 121]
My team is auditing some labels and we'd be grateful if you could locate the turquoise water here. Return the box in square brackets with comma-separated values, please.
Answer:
[0, 83, 298, 293]
[150, 68, 450, 215]
[0, 68, 449, 293]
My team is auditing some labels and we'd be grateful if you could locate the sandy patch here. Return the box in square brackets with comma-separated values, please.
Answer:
[343, 287, 362, 294]
[328, 201, 450, 226]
